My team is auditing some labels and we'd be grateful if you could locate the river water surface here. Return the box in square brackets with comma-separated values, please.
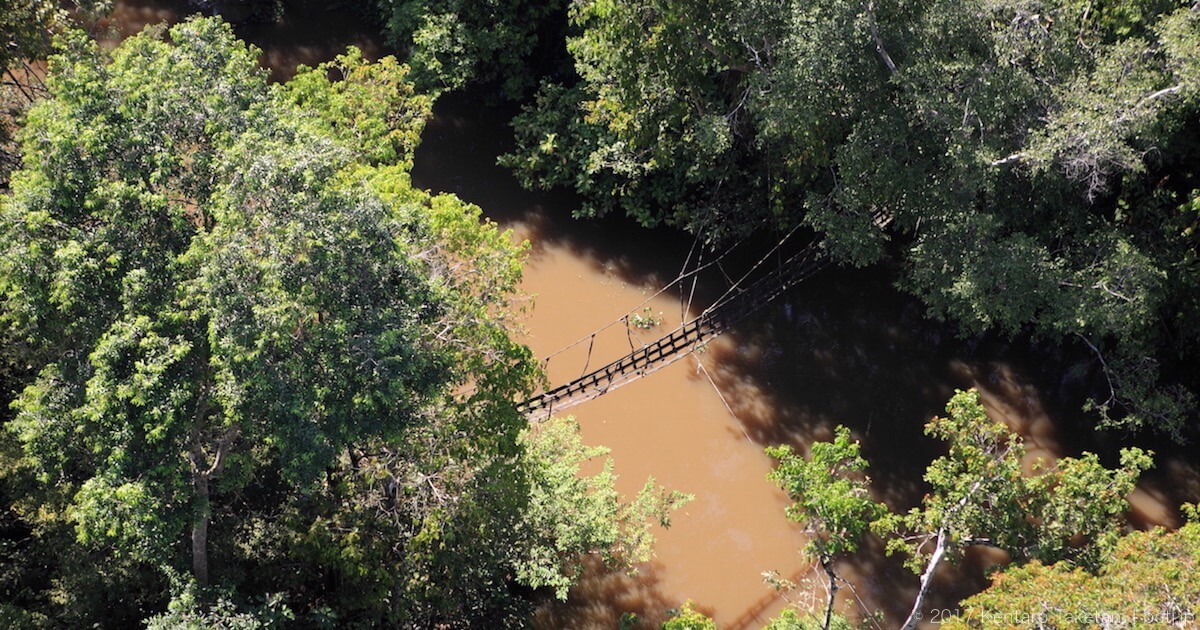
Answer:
[410, 93, 1200, 627]
[96, 2, 1200, 627]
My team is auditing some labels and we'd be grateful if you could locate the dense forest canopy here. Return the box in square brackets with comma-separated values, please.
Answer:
[0, 14, 687, 627]
[944, 519, 1200, 628]
[372, 0, 569, 97]
[0, 0, 1198, 627]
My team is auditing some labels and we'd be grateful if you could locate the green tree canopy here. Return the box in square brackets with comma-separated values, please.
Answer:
[942, 521, 1200, 629]
[875, 389, 1152, 628]
[767, 425, 886, 630]
[0, 17, 685, 626]
[0, 1, 107, 182]
[372, 0, 568, 97]
[765, 390, 1151, 630]
[516, 417, 692, 600]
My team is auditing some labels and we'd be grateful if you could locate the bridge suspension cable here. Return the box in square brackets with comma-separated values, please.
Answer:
[534, 235, 746, 367]
[518, 210, 897, 418]
[701, 221, 803, 318]
[519, 238, 828, 420]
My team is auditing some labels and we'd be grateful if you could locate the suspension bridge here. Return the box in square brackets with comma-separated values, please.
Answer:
[518, 239, 829, 420]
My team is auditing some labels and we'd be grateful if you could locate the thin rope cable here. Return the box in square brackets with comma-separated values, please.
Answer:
[536, 238, 744, 363]
[842, 577, 885, 630]
[578, 334, 596, 378]
[702, 222, 803, 317]
[628, 326, 649, 351]
[695, 356, 756, 444]
[684, 242, 706, 321]
[705, 224, 803, 317]
[717, 260, 735, 286]
[678, 231, 702, 323]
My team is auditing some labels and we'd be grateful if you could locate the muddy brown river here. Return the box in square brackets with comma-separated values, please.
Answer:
[411, 93, 1200, 627]
[92, 2, 1200, 626]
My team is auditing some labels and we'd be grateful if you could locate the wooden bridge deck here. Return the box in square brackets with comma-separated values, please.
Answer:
[518, 245, 828, 420]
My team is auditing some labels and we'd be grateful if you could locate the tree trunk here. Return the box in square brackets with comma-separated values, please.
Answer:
[901, 528, 948, 630]
[191, 472, 210, 586]
[187, 422, 235, 588]
[821, 556, 839, 630]
[866, 0, 899, 75]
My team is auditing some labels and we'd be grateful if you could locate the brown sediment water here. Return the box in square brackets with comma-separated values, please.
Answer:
[410, 100, 814, 627]
[85, 3, 1200, 626]
[512, 236, 811, 628]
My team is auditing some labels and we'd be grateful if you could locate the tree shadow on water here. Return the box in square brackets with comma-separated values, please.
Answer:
[691, 262, 1200, 624]
[697, 264, 963, 509]
[533, 558, 692, 629]
[413, 89, 1200, 627]
[689, 265, 1070, 625]
[100, 0, 391, 82]
[411, 91, 717, 295]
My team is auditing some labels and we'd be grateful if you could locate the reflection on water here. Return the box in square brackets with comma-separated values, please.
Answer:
[90, 2, 1200, 625]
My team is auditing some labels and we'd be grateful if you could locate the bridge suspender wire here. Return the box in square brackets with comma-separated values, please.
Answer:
[578, 334, 596, 378]
[535, 237, 746, 366]
[701, 222, 803, 319]
[678, 229, 705, 324]
[519, 238, 829, 419]
[693, 356, 756, 445]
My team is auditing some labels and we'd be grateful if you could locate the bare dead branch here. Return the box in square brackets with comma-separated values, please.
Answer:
[1137, 83, 1184, 107]
[991, 151, 1027, 167]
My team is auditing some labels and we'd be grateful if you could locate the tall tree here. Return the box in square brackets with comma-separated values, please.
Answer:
[0, 17, 685, 625]
[767, 426, 886, 630]
[514, 417, 692, 600]
[871, 389, 1152, 628]
[942, 520, 1200, 629]
[2, 14, 472, 586]
[765, 390, 1152, 629]
[372, 0, 568, 97]
[0, 1, 106, 183]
